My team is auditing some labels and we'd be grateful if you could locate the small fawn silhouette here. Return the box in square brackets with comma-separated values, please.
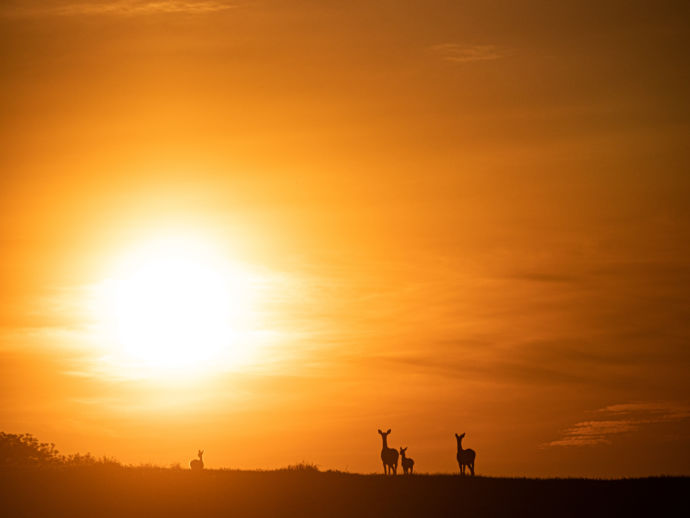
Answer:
[399, 447, 414, 474]
[378, 429, 399, 475]
[190, 449, 204, 471]
[455, 433, 475, 476]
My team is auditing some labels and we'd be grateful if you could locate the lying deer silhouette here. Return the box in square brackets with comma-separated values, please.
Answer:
[190, 449, 204, 471]
[378, 429, 399, 475]
[399, 447, 414, 474]
[455, 433, 475, 476]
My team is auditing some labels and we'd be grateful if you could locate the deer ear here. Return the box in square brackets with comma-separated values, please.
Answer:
[378, 429, 382, 434]
[386, 429, 391, 434]
[455, 433, 459, 438]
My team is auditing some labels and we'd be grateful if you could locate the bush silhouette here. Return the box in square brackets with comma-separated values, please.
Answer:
[0, 432, 61, 467]
[281, 462, 320, 472]
[0, 432, 120, 468]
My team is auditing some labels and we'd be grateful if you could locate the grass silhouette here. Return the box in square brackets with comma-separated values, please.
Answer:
[2, 466, 687, 517]
[1, 433, 687, 517]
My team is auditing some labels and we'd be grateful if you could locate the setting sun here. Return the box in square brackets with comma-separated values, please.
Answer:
[92, 235, 261, 377]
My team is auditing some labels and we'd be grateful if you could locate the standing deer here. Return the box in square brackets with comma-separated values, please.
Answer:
[378, 429, 399, 475]
[190, 449, 204, 471]
[399, 447, 415, 474]
[455, 433, 475, 476]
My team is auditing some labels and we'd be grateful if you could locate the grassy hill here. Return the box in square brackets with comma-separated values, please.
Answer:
[1, 466, 687, 517]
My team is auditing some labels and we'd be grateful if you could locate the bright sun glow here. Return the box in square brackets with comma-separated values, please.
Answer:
[93, 234, 265, 377]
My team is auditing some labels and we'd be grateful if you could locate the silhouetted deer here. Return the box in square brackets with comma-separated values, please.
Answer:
[399, 447, 415, 474]
[190, 449, 204, 471]
[455, 433, 475, 476]
[378, 429, 399, 475]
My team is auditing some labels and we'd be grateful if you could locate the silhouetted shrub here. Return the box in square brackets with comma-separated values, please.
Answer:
[62, 452, 120, 467]
[282, 462, 320, 472]
[0, 432, 120, 468]
[0, 432, 61, 466]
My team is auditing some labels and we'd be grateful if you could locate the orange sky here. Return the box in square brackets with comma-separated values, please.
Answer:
[1, 1, 689, 477]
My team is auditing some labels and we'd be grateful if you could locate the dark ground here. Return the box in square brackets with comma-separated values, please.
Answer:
[1, 467, 687, 517]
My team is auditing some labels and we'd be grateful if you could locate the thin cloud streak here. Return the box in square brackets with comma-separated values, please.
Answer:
[430, 43, 506, 64]
[1, 0, 239, 17]
[547, 402, 690, 447]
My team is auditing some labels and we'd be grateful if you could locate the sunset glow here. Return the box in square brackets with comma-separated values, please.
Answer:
[1, 1, 688, 479]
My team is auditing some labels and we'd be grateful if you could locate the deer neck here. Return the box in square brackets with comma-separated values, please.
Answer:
[381, 436, 389, 450]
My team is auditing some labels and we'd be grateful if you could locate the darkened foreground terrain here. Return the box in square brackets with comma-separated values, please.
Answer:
[1, 467, 687, 518]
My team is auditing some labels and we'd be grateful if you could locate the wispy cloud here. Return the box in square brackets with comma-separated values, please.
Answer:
[508, 271, 580, 283]
[1, 1, 238, 17]
[547, 402, 690, 447]
[430, 43, 505, 64]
